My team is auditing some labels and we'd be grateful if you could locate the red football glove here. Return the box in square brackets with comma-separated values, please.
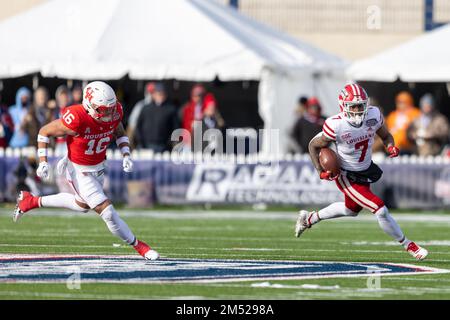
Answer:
[387, 146, 400, 158]
[320, 170, 339, 181]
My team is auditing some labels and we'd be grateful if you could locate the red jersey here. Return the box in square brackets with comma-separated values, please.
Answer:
[61, 103, 123, 166]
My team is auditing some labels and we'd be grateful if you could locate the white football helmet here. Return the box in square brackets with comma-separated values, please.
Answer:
[82, 81, 117, 122]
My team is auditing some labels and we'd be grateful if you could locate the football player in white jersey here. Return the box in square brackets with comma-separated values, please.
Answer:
[295, 83, 428, 260]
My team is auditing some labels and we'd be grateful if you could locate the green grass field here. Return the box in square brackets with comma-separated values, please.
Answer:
[0, 205, 449, 300]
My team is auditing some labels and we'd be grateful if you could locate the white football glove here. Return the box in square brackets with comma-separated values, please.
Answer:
[56, 155, 68, 175]
[36, 161, 50, 180]
[123, 155, 133, 173]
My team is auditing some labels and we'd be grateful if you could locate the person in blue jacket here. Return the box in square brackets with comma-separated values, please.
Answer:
[9, 87, 32, 148]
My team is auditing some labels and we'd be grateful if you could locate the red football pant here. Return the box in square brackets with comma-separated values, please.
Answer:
[335, 174, 385, 213]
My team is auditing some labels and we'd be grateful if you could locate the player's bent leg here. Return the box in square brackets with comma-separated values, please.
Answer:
[318, 202, 360, 221]
[95, 200, 135, 245]
[295, 181, 364, 238]
[95, 200, 159, 260]
[41, 193, 89, 212]
[295, 202, 360, 238]
[14, 191, 90, 222]
[337, 176, 428, 260]
[375, 206, 428, 260]
[374, 206, 404, 241]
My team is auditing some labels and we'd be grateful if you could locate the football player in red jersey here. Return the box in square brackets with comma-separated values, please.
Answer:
[14, 81, 159, 260]
[295, 83, 428, 260]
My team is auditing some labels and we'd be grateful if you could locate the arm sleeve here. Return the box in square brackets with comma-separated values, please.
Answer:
[322, 118, 337, 141]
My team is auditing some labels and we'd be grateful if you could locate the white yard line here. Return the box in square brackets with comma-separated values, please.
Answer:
[0, 290, 199, 300]
[205, 283, 450, 298]
[1, 208, 450, 222]
[343, 240, 450, 247]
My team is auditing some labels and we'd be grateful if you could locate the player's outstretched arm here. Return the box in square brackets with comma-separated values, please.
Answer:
[36, 119, 77, 180]
[114, 123, 133, 172]
[308, 133, 333, 175]
[376, 124, 399, 157]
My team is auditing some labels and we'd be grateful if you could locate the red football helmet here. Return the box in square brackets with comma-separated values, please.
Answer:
[338, 83, 369, 126]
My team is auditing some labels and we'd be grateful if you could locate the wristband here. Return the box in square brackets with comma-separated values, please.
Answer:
[120, 146, 131, 155]
[37, 148, 48, 157]
[116, 136, 130, 146]
[37, 135, 50, 144]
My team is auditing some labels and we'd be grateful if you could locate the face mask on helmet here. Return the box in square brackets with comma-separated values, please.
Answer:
[91, 103, 116, 122]
[344, 101, 367, 126]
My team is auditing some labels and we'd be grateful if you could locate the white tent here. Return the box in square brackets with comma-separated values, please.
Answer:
[347, 23, 450, 83]
[0, 0, 347, 152]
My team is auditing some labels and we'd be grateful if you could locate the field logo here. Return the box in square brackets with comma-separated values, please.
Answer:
[0, 255, 447, 284]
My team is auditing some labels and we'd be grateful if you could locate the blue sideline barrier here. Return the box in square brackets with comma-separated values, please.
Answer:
[1, 155, 449, 209]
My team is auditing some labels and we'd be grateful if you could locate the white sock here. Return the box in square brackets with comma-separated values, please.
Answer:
[312, 202, 358, 225]
[100, 205, 136, 245]
[40, 193, 88, 212]
[375, 206, 407, 244]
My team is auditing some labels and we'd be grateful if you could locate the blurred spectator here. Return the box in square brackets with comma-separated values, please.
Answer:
[127, 82, 155, 147]
[181, 84, 217, 146]
[47, 99, 57, 114]
[55, 85, 71, 115]
[135, 83, 179, 152]
[407, 93, 449, 156]
[290, 97, 325, 153]
[191, 95, 225, 152]
[9, 87, 32, 148]
[53, 85, 71, 154]
[296, 96, 309, 117]
[21, 87, 50, 148]
[385, 91, 420, 154]
[0, 93, 14, 148]
[71, 85, 83, 104]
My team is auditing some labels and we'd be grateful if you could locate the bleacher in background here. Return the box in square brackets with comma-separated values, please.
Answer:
[240, 0, 423, 33]
[221, 0, 450, 59]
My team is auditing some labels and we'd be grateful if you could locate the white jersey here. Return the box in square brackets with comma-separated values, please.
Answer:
[322, 106, 384, 172]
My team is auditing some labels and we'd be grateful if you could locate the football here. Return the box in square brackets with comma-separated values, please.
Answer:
[319, 147, 340, 176]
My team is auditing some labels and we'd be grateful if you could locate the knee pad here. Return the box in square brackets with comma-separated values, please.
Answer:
[375, 206, 389, 217]
[100, 204, 116, 221]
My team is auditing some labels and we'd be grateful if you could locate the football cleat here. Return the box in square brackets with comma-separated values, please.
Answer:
[13, 191, 40, 222]
[406, 242, 428, 260]
[295, 210, 312, 238]
[133, 239, 160, 260]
